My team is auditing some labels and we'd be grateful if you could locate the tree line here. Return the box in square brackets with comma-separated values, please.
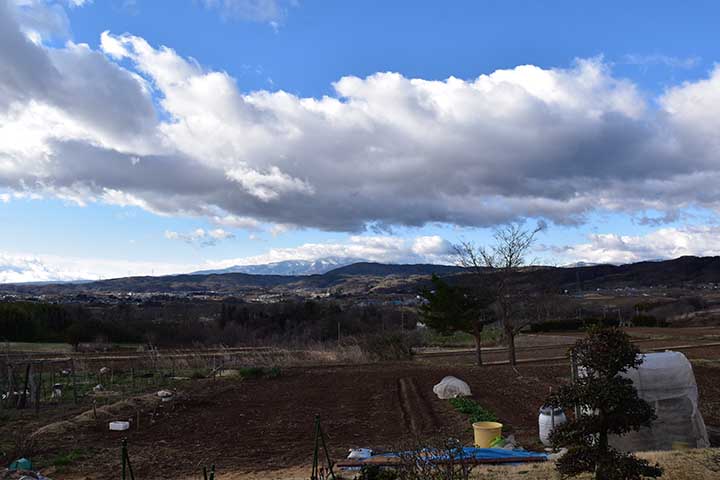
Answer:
[0, 299, 418, 349]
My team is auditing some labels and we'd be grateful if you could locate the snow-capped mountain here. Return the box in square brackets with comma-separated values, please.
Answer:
[192, 257, 365, 276]
[561, 261, 605, 268]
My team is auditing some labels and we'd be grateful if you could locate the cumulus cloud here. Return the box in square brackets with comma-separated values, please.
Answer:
[9, 0, 71, 41]
[4, 2, 720, 235]
[201, 235, 457, 270]
[164, 227, 235, 246]
[551, 225, 720, 265]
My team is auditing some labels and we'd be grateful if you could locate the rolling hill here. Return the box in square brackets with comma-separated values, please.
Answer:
[2, 256, 720, 296]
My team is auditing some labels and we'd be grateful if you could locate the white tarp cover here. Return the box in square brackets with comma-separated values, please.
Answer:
[433, 376, 471, 399]
[610, 351, 709, 451]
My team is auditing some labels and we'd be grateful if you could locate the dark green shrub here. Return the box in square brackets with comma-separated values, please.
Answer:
[236, 366, 281, 379]
[238, 367, 265, 379]
[547, 327, 662, 480]
[358, 465, 398, 480]
[529, 318, 584, 332]
[631, 314, 666, 327]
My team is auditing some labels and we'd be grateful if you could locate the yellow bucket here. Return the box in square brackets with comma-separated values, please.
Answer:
[472, 421, 503, 448]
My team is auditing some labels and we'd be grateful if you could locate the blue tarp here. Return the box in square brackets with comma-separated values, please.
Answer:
[372, 447, 547, 462]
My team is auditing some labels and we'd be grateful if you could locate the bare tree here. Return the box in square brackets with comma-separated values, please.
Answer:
[455, 223, 543, 365]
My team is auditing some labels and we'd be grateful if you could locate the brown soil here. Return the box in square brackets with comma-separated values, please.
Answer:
[5, 334, 720, 479]
[22, 362, 568, 478]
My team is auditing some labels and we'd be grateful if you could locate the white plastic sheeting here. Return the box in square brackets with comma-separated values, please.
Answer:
[610, 351, 710, 451]
[347, 448, 373, 459]
[433, 376, 471, 399]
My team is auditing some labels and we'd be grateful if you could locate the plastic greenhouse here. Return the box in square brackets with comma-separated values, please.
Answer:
[610, 351, 709, 451]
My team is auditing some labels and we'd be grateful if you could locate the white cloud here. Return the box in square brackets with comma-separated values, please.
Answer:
[0, 250, 189, 283]
[9, 0, 70, 41]
[200, 0, 288, 24]
[552, 225, 720, 265]
[411, 235, 454, 256]
[201, 234, 456, 270]
[226, 165, 314, 201]
[164, 227, 235, 246]
[622, 54, 701, 69]
[210, 214, 261, 230]
[4, 5, 720, 234]
[209, 228, 234, 240]
[1, 233, 456, 283]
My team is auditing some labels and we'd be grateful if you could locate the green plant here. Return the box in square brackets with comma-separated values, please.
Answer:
[547, 327, 663, 480]
[52, 448, 86, 467]
[236, 366, 281, 379]
[238, 366, 265, 379]
[448, 397, 498, 423]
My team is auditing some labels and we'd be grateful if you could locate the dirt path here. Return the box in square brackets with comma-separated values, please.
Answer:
[397, 376, 440, 436]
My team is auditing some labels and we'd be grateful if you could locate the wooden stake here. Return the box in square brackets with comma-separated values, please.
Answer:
[71, 359, 78, 404]
[18, 363, 30, 409]
[35, 364, 42, 415]
[570, 349, 580, 419]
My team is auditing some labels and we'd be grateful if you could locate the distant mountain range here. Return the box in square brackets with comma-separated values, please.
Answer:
[3, 256, 720, 296]
[192, 257, 364, 276]
[0, 261, 464, 295]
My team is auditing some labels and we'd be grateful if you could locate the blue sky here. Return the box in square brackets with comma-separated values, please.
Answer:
[2, 0, 720, 281]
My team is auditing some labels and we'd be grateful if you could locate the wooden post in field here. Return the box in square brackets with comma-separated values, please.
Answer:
[18, 363, 31, 409]
[0, 361, 7, 410]
[6, 364, 15, 409]
[570, 348, 580, 419]
[39, 361, 45, 404]
[35, 363, 42, 415]
[71, 359, 78, 404]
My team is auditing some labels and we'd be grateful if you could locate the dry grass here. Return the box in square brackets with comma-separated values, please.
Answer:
[30, 391, 161, 438]
[97, 448, 717, 480]
[471, 448, 720, 480]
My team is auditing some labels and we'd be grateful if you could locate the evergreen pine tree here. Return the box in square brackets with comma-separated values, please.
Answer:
[547, 327, 663, 480]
